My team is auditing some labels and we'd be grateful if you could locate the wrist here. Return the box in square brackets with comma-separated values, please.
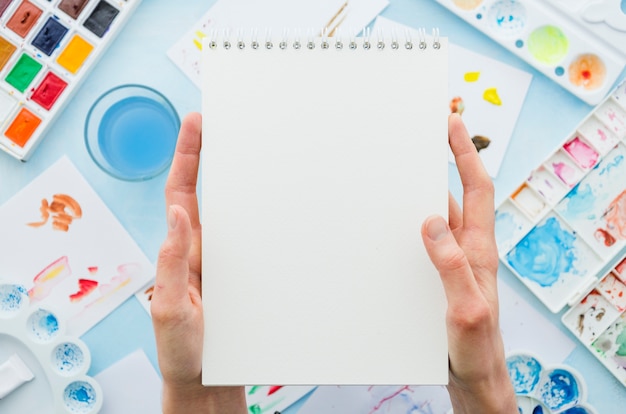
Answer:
[162, 382, 246, 414]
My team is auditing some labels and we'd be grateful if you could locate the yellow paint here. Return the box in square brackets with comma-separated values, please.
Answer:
[464, 71, 480, 82]
[57, 35, 94, 74]
[193, 30, 207, 51]
[483, 87, 502, 106]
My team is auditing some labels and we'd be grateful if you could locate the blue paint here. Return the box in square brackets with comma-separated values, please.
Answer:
[621, 0, 626, 14]
[64, 381, 96, 412]
[515, 39, 523, 48]
[507, 354, 542, 394]
[563, 183, 597, 220]
[539, 369, 580, 410]
[31, 17, 69, 56]
[561, 407, 592, 414]
[506, 217, 577, 287]
[28, 309, 59, 342]
[487, 0, 527, 37]
[0, 284, 27, 313]
[54, 342, 85, 374]
[555, 66, 564, 76]
[598, 154, 624, 176]
[532, 405, 543, 414]
[93, 94, 179, 180]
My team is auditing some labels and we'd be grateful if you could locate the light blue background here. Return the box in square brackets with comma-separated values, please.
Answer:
[1, 0, 625, 412]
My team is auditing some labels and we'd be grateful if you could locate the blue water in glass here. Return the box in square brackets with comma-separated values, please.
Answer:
[98, 96, 178, 179]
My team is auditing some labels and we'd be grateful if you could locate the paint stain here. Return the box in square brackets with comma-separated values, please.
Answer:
[552, 161, 579, 187]
[64, 381, 96, 411]
[506, 354, 542, 394]
[57, 34, 94, 74]
[69, 279, 99, 302]
[604, 190, 626, 240]
[6, 0, 43, 38]
[27, 193, 82, 231]
[53, 342, 85, 374]
[32, 72, 68, 110]
[4, 107, 41, 147]
[5, 53, 42, 93]
[0, 36, 16, 71]
[449, 96, 465, 115]
[28, 256, 71, 302]
[28, 309, 60, 342]
[267, 386, 283, 396]
[527, 25, 569, 65]
[0, 284, 27, 314]
[58, 0, 90, 20]
[569, 54, 606, 91]
[539, 369, 580, 410]
[487, 0, 527, 38]
[31, 17, 69, 56]
[472, 135, 491, 152]
[533, 405, 544, 414]
[483, 87, 502, 105]
[506, 217, 577, 287]
[563, 137, 599, 169]
[83, 0, 119, 38]
[464, 71, 480, 82]
[452, 0, 483, 11]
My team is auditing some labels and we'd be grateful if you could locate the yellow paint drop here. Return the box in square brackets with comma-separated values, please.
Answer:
[464, 71, 480, 82]
[193, 31, 207, 51]
[483, 87, 502, 106]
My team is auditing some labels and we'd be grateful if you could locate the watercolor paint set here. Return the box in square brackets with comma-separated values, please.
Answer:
[506, 352, 597, 413]
[0, 283, 102, 413]
[495, 79, 626, 385]
[434, 0, 626, 105]
[0, 0, 141, 161]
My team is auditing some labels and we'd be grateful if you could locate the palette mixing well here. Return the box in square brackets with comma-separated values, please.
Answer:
[496, 80, 626, 386]
[435, 0, 626, 105]
[0, 283, 102, 413]
[0, 0, 142, 161]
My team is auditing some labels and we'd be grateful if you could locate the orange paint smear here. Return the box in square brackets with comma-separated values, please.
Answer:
[569, 54, 606, 91]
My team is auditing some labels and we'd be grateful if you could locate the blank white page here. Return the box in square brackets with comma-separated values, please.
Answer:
[201, 32, 449, 385]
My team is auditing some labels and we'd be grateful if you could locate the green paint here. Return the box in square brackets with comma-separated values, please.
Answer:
[5, 54, 42, 93]
[248, 398, 284, 414]
[248, 385, 262, 395]
[527, 25, 569, 65]
[249, 404, 262, 414]
[615, 328, 626, 357]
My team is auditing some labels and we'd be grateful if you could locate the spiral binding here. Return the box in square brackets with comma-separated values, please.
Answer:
[207, 27, 442, 51]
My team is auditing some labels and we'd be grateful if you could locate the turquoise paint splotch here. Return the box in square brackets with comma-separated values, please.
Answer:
[539, 369, 580, 411]
[506, 217, 577, 287]
[0, 284, 27, 314]
[598, 154, 624, 176]
[562, 183, 597, 220]
[64, 381, 96, 413]
[507, 354, 542, 394]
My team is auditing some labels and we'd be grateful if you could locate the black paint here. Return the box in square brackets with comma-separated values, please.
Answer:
[31, 17, 69, 56]
[83, 1, 119, 38]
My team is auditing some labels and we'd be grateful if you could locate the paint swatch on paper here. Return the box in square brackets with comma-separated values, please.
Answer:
[0, 0, 142, 161]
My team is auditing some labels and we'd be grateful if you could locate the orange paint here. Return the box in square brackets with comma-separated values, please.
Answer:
[0, 36, 16, 71]
[569, 54, 606, 91]
[56, 34, 93, 74]
[4, 107, 41, 147]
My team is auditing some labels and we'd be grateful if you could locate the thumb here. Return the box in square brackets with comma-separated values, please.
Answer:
[421, 215, 479, 303]
[153, 205, 193, 306]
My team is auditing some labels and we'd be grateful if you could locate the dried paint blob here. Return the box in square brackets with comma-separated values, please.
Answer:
[449, 96, 465, 115]
[527, 26, 569, 65]
[5, 53, 43, 93]
[83, 1, 119, 38]
[0, 284, 27, 317]
[452, 0, 483, 10]
[27, 309, 60, 342]
[464, 72, 480, 82]
[538, 368, 580, 411]
[32, 72, 68, 110]
[487, 0, 527, 38]
[0, 36, 16, 71]
[4, 107, 42, 147]
[58, 0, 90, 20]
[483, 87, 502, 105]
[471, 135, 491, 152]
[568, 54, 606, 91]
[6, 0, 43, 38]
[64, 381, 97, 413]
[563, 137, 599, 170]
[52, 342, 85, 376]
[57, 34, 94, 74]
[506, 354, 542, 394]
[31, 17, 69, 56]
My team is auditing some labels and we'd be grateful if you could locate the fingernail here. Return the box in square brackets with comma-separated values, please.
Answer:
[426, 216, 449, 241]
[168, 206, 178, 231]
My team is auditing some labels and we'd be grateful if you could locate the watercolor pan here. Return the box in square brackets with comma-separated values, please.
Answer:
[496, 79, 626, 386]
[434, 0, 626, 105]
[0, 0, 142, 161]
[0, 283, 102, 413]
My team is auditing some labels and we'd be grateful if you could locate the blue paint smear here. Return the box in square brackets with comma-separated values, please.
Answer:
[532, 405, 544, 414]
[539, 369, 579, 410]
[0, 284, 26, 312]
[64, 381, 96, 410]
[507, 217, 577, 287]
[495, 211, 519, 247]
[562, 183, 597, 220]
[598, 154, 624, 176]
[507, 354, 542, 394]
[561, 407, 592, 414]
[41, 313, 59, 335]
[54, 343, 84, 373]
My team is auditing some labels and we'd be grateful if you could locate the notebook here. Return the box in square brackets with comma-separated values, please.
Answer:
[201, 29, 449, 386]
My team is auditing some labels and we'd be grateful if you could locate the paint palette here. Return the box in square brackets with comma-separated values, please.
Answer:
[507, 352, 597, 413]
[0, 283, 102, 413]
[496, 79, 626, 385]
[434, 0, 626, 105]
[0, 0, 142, 161]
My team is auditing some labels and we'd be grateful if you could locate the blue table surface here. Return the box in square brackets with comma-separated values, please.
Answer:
[1, 0, 625, 412]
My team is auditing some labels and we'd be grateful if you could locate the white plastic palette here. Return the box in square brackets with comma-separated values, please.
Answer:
[0, 283, 102, 413]
[507, 352, 597, 413]
[434, 0, 626, 105]
[496, 80, 626, 386]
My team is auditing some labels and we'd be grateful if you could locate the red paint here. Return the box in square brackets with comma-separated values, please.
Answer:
[88, 266, 98, 274]
[69, 278, 98, 302]
[31, 72, 67, 110]
[267, 386, 283, 396]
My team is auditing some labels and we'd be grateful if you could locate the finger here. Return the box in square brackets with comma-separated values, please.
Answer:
[448, 114, 494, 232]
[165, 112, 202, 230]
[448, 192, 462, 232]
[421, 215, 482, 303]
[153, 205, 193, 307]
